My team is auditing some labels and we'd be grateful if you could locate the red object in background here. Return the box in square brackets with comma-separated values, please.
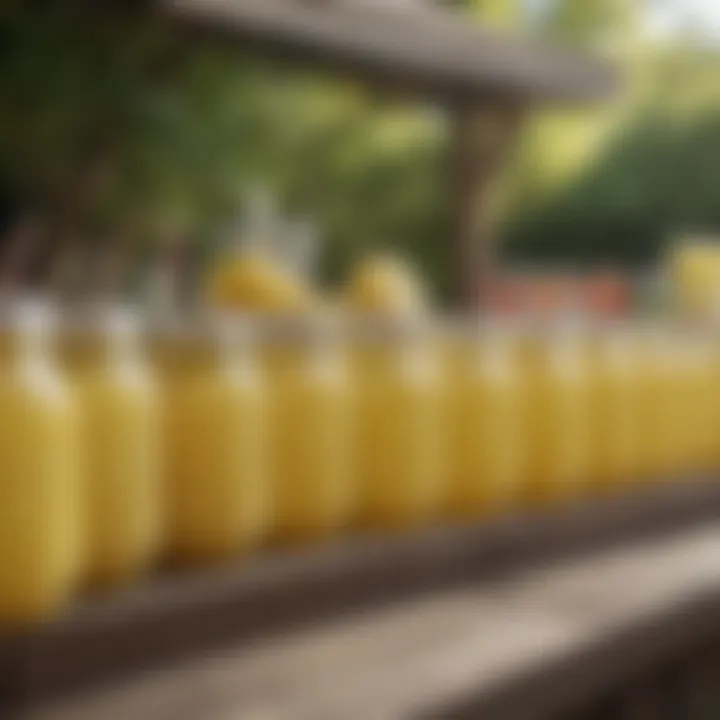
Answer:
[587, 274, 630, 315]
[483, 272, 631, 317]
[482, 278, 526, 313]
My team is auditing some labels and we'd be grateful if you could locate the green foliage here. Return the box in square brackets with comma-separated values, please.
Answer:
[1, 0, 720, 299]
[538, 0, 639, 49]
[495, 0, 720, 271]
[0, 3, 451, 291]
[503, 86, 720, 267]
[466, 0, 525, 29]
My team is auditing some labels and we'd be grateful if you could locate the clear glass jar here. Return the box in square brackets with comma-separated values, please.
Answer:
[156, 315, 268, 562]
[60, 303, 162, 586]
[585, 324, 639, 492]
[521, 322, 592, 504]
[675, 329, 716, 476]
[0, 298, 81, 625]
[261, 314, 353, 543]
[445, 319, 525, 517]
[352, 316, 445, 529]
[636, 325, 678, 481]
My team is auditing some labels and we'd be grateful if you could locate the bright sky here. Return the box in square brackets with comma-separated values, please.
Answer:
[647, 0, 720, 40]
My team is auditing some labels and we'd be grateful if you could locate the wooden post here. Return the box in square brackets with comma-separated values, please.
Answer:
[449, 102, 524, 309]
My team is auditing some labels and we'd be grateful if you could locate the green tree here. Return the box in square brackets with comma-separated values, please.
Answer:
[504, 46, 720, 267]
[497, 0, 641, 213]
[539, 0, 639, 50]
[2, 0, 716, 298]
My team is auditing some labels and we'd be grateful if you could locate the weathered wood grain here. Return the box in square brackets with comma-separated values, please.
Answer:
[30, 525, 720, 720]
[4, 480, 720, 718]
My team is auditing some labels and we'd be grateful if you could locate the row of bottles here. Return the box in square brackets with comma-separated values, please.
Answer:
[1, 299, 718, 628]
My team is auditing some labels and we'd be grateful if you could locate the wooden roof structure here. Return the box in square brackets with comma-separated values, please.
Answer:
[158, 0, 619, 306]
[162, 0, 617, 105]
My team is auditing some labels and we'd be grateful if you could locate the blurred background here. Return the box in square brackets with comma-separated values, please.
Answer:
[3, 0, 720, 304]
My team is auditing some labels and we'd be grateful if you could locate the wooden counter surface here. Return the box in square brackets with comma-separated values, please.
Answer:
[5, 480, 720, 719]
[30, 523, 720, 720]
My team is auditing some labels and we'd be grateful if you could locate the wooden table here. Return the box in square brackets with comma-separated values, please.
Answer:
[15, 486, 720, 720]
[28, 525, 720, 720]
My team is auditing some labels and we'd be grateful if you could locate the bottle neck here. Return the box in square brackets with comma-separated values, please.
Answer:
[261, 314, 341, 367]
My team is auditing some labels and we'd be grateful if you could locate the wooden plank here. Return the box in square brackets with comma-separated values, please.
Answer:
[31, 524, 720, 720]
[159, 0, 618, 104]
[449, 103, 523, 306]
[2, 479, 720, 715]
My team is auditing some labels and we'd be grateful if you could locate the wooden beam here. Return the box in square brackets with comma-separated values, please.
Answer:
[30, 519, 720, 719]
[449, 102, 524, 308]
[160, 0, 618, 105]
[4, 480, 720, 714]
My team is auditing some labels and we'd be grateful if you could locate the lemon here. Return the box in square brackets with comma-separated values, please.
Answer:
[346, 254, 427, 315]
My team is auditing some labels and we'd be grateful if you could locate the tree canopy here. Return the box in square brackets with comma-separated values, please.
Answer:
[0, 0, 717, 296]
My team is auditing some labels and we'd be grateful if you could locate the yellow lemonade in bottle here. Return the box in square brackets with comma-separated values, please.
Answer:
[60, 304, 161, 586]
[157, 316, 267, 562]
[346, 254, 427, 316]
[522, 323, 592, 504]
[635, 327, 665, 481]
[445, 320, 525, 518]
[666, 330, 695, 479]
[636, 326, 678, 482]
[586, 325, 638, 492]
[711, 332, 720, 474]
[673, 334, 695, 475]
[353, 317, 445, 529]
[668, 330, 697, 480]
[262, 315, 354, 543]
[0, 300, 81, 626]
[678, 330, 715, 476]
[701, 335, 719, 473]
[695, 335, 717, 474]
